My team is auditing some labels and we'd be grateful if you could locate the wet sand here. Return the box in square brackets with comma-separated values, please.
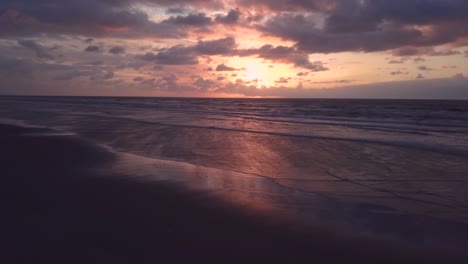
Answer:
[1, 124, 464, 263]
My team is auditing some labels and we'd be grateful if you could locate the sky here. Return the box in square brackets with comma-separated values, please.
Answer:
[0, 0, 467, 98]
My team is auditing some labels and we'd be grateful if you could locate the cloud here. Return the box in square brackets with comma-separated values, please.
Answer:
[140, 78, 155, 85]
[109, 46, 125, 55]
[147, 46, 198, 65]
[0, 1, 187, 38]
[136, 52, 158, 61]
[0, 56, 33, 76]
[2, 0, 468, 55]
[89, 70, 115, 81]
[238, 0, 330, 12]
[237, 44, 328, 71]
[392, 47, 461, 57]
[257, 0, 468, 54]
[17, 40, 54, 60]
[215, 9, 240, 24]
[216, 63, 238, 71]
[53, 70, 84, 81]
[275, 77, 290, 84]
[136, 37, 238, 65]
[138, 39, 325, 71]
[103, 71, 114, 80]
[390, 71, 408, 76]
[392, 47, 420, 57]
[260, 13, 425, 53]
[3, 0, 468, 55]
[195, 37, 236, 55]
[388, 60, 404, 64]
[309, 79, 354, 84]
[84, 45, 101, 52]
[418, 65, 433, 71]
[427, 49, 461, 56]
[163, 13, 212, 26]
[193, 77, 215, 91]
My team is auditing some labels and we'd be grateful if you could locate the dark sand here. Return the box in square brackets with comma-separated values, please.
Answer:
[1, 124, 465, 263]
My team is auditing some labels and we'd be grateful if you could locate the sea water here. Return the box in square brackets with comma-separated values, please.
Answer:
[1, 96, 468, 251]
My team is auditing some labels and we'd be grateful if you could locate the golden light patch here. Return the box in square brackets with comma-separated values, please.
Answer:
[225, 57, 294, 88]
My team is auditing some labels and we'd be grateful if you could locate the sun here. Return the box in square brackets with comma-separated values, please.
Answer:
[245, 61, 262, 80]
[243, 60, 271, 87]
[226, 57, 295, 88]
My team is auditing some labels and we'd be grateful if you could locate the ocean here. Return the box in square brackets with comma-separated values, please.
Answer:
[1, 96, 468, 255]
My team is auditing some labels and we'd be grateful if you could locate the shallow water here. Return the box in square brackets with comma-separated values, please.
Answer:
[1, 96, 468, 251]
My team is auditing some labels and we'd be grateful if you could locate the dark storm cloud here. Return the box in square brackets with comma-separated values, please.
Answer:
[17, 40, 55, 60]
[109, 46, 126, 55]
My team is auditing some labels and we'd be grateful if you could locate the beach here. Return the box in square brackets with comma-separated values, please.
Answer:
[1, 123, 466, 263]
[2, 97, 468, 263]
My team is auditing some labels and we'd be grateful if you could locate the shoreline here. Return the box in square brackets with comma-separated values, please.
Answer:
[1, 123, 465, 263]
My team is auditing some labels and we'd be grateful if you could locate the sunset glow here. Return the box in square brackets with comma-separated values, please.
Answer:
[0, 0, 467, 98]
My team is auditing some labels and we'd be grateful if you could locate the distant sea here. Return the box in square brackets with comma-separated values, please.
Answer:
[2, 96, 468, 252]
